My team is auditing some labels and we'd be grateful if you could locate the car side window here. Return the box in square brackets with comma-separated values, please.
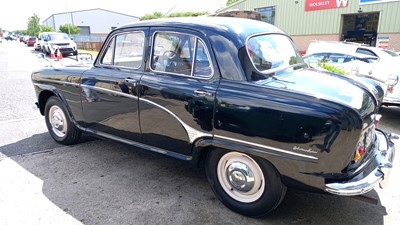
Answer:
[101, 38, 115, 65]
[193, 40, 213, 77]
[151, 32, 213, 78]
[100, 32, 145, 69]
[305, 53, 326, 64]
[328, 53, 347, 63]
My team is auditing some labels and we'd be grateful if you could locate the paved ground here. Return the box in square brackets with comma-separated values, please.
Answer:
[1, 39, 400, 225]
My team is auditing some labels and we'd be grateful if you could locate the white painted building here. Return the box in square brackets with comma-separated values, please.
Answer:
[42, 8, 139, 36]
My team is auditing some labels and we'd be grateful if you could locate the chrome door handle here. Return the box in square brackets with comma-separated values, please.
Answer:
[124, 78, 137, 86]
[194, 89, 213, 97]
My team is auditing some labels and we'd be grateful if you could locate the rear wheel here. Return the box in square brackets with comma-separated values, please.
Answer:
[44, 96, 81, 145]
[205, 149, 286, 217]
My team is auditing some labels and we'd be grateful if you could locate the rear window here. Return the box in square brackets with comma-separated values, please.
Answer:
[247, 34, 304, 73]
[48, 33, 70, 41]
[356, 48, 377, 57]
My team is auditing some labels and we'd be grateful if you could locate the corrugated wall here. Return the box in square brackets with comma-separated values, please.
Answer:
[221, 0, 400, 35]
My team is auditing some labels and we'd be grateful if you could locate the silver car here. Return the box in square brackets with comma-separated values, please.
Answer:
[304, 43, 400, 106]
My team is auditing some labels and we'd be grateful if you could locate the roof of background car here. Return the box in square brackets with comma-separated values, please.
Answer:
[304, 52, 379, 60]
[117, 17, 285, 41]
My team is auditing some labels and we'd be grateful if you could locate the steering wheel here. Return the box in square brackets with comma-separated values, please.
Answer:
[163, 50, 178, 60]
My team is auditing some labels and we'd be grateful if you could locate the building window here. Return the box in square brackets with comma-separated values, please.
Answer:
[255, 6, 276, 25]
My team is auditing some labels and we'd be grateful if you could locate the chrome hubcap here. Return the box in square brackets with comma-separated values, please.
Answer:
[217, 152, 265, 203]
[49, 105, 67, 138]
[227, 162, 255, 192]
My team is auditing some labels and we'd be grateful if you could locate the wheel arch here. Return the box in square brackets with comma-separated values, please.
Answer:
[38, 90, 56, 115]
[36, 86, 78, 128]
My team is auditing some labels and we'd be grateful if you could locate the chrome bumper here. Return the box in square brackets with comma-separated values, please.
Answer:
[383, 96, 400, 106]
[325, 131, 398, 196]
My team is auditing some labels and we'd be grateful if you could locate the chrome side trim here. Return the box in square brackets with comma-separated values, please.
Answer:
[140, 98, 212, 143]
[82, 83, 212, 144]
[81, 84, 139, 100]
[214, 135, 318, 160]
[86, 128, 192, 161]
[33, 80, 80, 88]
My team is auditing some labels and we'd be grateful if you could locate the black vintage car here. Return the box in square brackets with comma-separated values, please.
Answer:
[31, 17, 397, 217]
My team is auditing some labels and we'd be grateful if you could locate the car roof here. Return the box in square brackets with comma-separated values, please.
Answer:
[304, 51, 378, 60]
[117, 17, 285, 40]
[306, 41, 395, 58]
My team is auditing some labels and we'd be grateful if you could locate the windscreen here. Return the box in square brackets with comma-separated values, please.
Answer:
[49, 33, 70, 41]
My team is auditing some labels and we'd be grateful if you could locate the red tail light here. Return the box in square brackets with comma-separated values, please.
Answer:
[354, 144, 365, 162]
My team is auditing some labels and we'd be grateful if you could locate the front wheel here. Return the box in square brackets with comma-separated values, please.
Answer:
[205, 149, 286, 217]
[44, 96, 81, 145]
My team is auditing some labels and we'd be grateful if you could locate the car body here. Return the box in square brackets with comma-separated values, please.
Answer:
[5, 35, 16, 41]
[23, 35, 30, 44]
[303, 52, 389, 103]
[26, 37, 37, 47]
[306, 42, 400, 106]
[38, 32, 78, 56]
[31, 17, 398, 217]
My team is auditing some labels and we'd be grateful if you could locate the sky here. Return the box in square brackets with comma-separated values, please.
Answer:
[0, 0, 228, 31]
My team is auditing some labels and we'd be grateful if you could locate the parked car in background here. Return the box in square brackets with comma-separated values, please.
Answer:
[31, 17, 398, 217]
[26, 37, 37, 47]
[303, 52, 377, 76]
[307, 41, 399, 61]
[5, 35, 16, 41]
[38, 32, 78, 56]
[23, 35, 30, 44]
[305, 41, 400, 107]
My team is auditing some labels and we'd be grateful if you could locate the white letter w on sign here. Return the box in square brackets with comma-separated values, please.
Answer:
[336, 0, 348, 7]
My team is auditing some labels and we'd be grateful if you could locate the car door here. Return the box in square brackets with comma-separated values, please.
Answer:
[80, 28, 148, 142]
[139, 28, 219, 155]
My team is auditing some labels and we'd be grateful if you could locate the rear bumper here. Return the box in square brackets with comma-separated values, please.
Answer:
[325, 130, 398, 196]
[383, 96, 400, 106]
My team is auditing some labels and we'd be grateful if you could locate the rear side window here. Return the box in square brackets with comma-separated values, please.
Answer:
[150, 32, 213, 78]
[327, 53, 349, 63]
[100, 32, 145, 69]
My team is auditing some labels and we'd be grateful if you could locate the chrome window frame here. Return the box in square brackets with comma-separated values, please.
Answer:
[98, 30, 145, 70]
[149, 31, 214, 80]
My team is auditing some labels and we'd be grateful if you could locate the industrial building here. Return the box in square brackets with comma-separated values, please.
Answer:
[219, 0, 400, 52]
[42, 8, 139, 37]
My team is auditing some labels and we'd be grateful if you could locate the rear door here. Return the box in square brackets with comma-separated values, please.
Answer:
[138, 28, 220, 155]
[80, 28, 148, 142]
